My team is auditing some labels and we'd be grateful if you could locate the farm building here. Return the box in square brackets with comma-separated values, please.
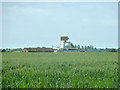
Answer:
[22, 48, 54, 52]
[53, 36, 84, 52]
[22, 36, 84, 52]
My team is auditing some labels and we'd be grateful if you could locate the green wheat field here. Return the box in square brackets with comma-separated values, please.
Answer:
[2, 52, 118, 88]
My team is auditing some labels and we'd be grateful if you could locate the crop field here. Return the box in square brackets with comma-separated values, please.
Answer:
[2, 52, 118, 88]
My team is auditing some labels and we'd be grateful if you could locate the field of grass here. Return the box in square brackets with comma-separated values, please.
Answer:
[2, 52, 118, 88]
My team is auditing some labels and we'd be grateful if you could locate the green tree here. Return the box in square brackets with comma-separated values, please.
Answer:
[109, 48, 117, 52]
[2, 49, 6, 52]
[71, 43, 75, 48]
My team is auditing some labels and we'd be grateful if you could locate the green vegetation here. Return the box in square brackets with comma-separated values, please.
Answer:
[2, 52, 118, 88]
[109, 48, 117, 52]
[0, 46, 118, 52]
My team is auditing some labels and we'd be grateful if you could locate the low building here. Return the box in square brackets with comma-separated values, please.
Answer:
[22, 49, 28, 52]
[22, 36, 84, 53]
[22, 48, 54, 52]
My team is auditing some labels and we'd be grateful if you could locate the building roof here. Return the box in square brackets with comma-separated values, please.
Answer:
[23, 48, 54, 52]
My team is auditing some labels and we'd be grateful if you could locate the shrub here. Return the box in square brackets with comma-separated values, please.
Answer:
[109, 48, 117, 52]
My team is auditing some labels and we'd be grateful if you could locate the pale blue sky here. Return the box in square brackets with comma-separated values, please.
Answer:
[2, 2, 118, 49]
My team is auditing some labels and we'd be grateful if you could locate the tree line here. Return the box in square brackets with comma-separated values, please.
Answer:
[71, 43, 118, 52]
[0, 46, 119, 52]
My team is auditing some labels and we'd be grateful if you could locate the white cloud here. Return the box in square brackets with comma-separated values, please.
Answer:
[98, 5, 105, 9]
[97, 19, 117, 25]
[80, 17, 117, 26]
[10, 5, 54, 16]
[81, 18, 89, 23]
